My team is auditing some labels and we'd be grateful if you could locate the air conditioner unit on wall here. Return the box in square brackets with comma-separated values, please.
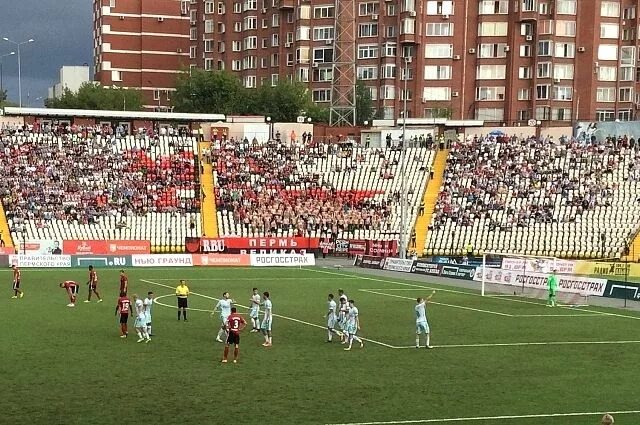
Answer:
[372, 14, 379, 20]
[157, 17, 164, 22]
[525, 35, 533, 41]
[452, 91, 459, 97]
[468, 48, 476, 54]
[578, 47, 586, 52]
[453, 55, 461, 60]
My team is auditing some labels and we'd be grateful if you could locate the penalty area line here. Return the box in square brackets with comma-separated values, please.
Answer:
[394, 340, 640, 349]
[324, 409, 640, 424]
[141, 279, 396, 349]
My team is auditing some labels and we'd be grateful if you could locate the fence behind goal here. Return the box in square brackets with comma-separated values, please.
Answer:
[478, 253, 593, 307]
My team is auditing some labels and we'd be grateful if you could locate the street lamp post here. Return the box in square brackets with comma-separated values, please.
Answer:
[2, 37, 35, 108]
[266, 116, 273, 140]
[399, 56, 410, 259]
[0, 51, 15, 97]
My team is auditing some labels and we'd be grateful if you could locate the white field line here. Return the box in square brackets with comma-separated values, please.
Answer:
[309, 268, 640, 321]
[360, 289, 512, 317]
[141, 279, 396, 349]
[394, 340, 640, 349]
[153, 294, 219, 314]
[324, 409, 640, 425]
[360, 289, 603, 319]
[148, 277, 357, 281]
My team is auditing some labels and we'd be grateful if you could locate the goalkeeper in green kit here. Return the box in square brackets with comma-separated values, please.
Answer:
[547, 269, 558, 307]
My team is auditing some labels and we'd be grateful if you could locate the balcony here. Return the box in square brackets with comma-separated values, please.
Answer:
[399, 33, 416, 44]
[278, 0, 294, 9]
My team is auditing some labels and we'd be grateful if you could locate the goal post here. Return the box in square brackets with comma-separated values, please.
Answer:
[479, 252, 589, 307]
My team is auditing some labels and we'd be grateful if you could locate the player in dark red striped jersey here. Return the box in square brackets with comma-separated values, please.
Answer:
[221, 307, 247, 364]
[11, 265, 23, 299]
[119, 270, 129, 295]
[60, 281, 79, 307]
[85, 265, 102, 303]
[115, 292, 131, 338]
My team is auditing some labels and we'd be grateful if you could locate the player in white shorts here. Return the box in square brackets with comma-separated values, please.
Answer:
[143, 291, 154, 337]
[213, 292, 234, 343]
[326, 293, 339, 342]
[261, 291, 273, 347]
[249, 287, 261, 332]
[337, 297, 349, 343]
[344, 299, 363, 351]
[415, 291, 435, 349]
[133, 294, 150, 343]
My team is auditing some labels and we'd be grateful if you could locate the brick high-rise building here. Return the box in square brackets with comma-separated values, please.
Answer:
[93, 0, 190, 111]
[187, 0, 640, 125]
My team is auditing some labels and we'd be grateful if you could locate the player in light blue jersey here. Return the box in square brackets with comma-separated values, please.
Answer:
[415, 290, 436, 349]
[337, 297, 349, 343]
[261, 291, 273, 347]
[213, 292, 234, 343]
[344, 300, 364, 351]
[249, 288, 261, 332]
[326, 293, 340, 342]
[143, 291, 154, 337]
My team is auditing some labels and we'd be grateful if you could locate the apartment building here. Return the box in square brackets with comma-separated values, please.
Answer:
[93, 0, 190, 110]
[186, 0, 640, 125]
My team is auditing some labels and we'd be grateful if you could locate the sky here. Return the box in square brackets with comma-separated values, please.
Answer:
[0, 0, 93, 106]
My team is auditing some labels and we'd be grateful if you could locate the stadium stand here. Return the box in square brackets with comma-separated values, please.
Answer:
[0, 130, 201, 251]
[212, 138, 434, 241]
[424, 135, 639, 258]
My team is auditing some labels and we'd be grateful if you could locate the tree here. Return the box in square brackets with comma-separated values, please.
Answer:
[172, 69, 246, 114]
[355, 80, 375, 125]
[45, 83, 143, 111]
[253, 80, 315, 122]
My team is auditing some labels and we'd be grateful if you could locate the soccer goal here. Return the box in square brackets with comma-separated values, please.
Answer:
[479, 252, 590, 307]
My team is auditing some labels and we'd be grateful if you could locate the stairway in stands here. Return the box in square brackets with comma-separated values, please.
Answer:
[0, 202, 14, 250]
[199, 142, 219, 238]
[413, 149, 449, 256]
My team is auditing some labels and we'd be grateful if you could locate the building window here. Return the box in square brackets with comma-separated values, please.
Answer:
[244, 36, 257, 50]
[313, 67, 333, 82]
[244, 16, 258, 30]
[386, 26, 397, 38]
[271, 74, 278, 86]
[479, 43, 508, 58]
[621, 46, 635, 65]
[313, 26, 334, 41]
[536, 84, 550, 100]
[386, 4, 396, 15]
[313, 47, 334, 63]
[476, 86, 505, 101]
[189, 46, 196, 59]
[556, 0, 576, 15]
[598, 45, 618, 61]
[552, 108, 572, 121]
[517, 88, 530, 100]
[624, 7, 636, 19]
[357, 44, 379, 59]
[204, 39, 214, 52]
[618, 110, 632, 121]
[476, 108, 504, 121]
[381, 64, 396, 79]
[272, 14, 279, 26]
[518, 66, 532, 79]
[233, 41, 241, 52]
[190, 28, 197, 40]
[600, 23, 619, 39]
[424, 43, 453, 58]
[205, 1, 215, 14]
[381, 85, 396, 99]
[401, 18, 415, 35]
[556, 20, 576, 37]
[596, 87, 615, 102]
[619, 87, 633, 102]
[296, 26, 311, 41]
[478, 0, 508, 14]
[244, 75, 257, 88]
[297, 67, 309, 83]
[537, 40, 552, 56]
[536, 62, 551, 78]
[426, 0, 453, 15]
[153, 90, 160, 101]
[359, 2, 379, 15]
[312, 89, 331, 102]
[478, 22, 508, 37]
[426, 23, 453, 36]
[553, 64, 574, 79]
[272, 34, 279, 47]
[520, 45, 532, 57]
[596, 110, 616, 121]
[539, 20, 553, 35]
[620, 67, 634, 81]
[423, 65, 451, 80]
[313, 5, 335, 18]
[476, 64, 506, 79]
[357, 66, 378, 80]
[422, 87, 450, 100]
[243, 0, 257, 11]
[234, 22, 242, 32]
[234, 2, 241, 13]
[204, 58, 214, 70]
[517, 110, 530, 121]
[358, 23, 379, 38]
[553, 86, 572, 100]
[597, 66, 617, 81]
[601, 1, 620, 17]
[205, 20, 214, 33]
[218, 2, 225, 14]
[521, 0, 536, 12]
[554, 42, 575, 58]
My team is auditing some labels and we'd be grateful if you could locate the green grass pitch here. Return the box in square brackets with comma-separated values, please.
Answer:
[2, 266, 640, 425]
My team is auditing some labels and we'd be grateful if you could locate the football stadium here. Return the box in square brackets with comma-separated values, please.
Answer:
[3, 1, 640, 424]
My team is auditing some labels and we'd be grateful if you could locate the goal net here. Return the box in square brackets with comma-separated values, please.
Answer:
[477, 252, 590, 307]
